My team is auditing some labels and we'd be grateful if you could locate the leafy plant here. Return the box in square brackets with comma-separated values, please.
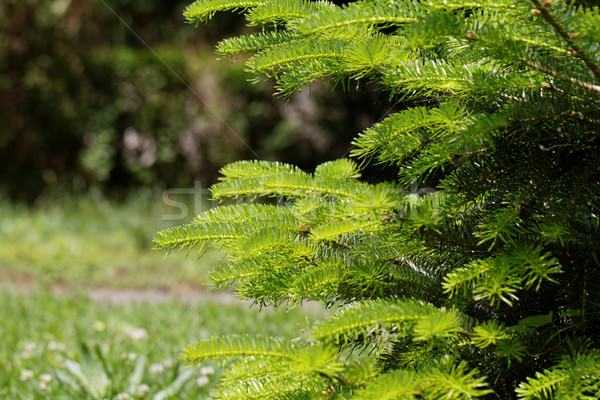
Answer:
[156, 0, 600, 398]
[53, 342, 197, 400]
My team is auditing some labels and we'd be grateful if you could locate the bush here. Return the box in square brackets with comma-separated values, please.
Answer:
[156, 1, 600, 398]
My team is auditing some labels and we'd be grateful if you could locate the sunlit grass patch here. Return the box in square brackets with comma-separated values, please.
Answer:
[0, 191, 218, 289]
[0, 289, 323, 399]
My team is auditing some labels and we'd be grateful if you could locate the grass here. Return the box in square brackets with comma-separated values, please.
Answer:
[0, 289, 319, 399]
[0, 189, 217, 289]
[0, 192, 328, 399]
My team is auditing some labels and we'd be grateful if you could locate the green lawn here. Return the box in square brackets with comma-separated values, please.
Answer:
[0, 190, 215, 289]
[0, 193, 326, 399]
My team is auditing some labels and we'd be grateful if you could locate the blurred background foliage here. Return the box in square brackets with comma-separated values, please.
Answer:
[0, 0, 393, 202]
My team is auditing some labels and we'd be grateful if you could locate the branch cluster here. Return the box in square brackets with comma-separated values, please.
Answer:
[156, 1, 600, 398]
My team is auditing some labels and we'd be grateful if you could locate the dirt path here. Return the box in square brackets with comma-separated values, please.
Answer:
[87, 287, 243, 305]
[4, 281, 325, 311]
[3, 279, 244, 305]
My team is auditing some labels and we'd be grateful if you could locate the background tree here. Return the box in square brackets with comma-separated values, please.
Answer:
[1, 0, 387, 202]
[156, 0, 600, 398]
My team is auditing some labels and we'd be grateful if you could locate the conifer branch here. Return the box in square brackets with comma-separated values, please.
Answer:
[530, 0, 600, 83]
[561, 159, 599, 225]
[183, 0, 265, 24]
[419, 227, 489, 253]
[582, 256, 589, 322]
[499, 92, 526, 103]
[520, 57, 600, 94]
[160, 1, 600, 397]
[332, 240, 354, 250]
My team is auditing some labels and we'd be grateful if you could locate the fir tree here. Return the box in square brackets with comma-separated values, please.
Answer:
[155, 0, 600, 398]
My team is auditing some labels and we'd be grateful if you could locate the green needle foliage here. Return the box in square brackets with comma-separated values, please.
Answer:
[155, 0, 600, 398]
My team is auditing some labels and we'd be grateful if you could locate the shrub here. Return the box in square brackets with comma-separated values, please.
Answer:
[156, 1, 600, 398]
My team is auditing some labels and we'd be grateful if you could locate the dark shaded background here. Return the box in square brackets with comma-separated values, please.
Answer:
[0, 0, 395, 202]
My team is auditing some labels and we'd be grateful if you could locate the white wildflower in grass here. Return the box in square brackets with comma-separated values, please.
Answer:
[149, 363, 164, 374]
[52, 353, 64, 365]
[196, 376, 210, 388]
[40, 374, 52, 383]
[162, 357, 174, 368]
[127, 328, 148, 341]
[39, 381, 49, 391]
[19, 370, 34, 381]
[136, 383, 150, 397]
[115, 393, 131, 400]
[200, 366, 215, 376]
[24, 342, 37, 352]
[47, 341, 65, 352]
[21, 342, 37, 359]
[121, 352, 137, 361]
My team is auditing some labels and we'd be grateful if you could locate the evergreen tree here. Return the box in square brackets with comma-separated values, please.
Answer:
[155, 0, 600, 398]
